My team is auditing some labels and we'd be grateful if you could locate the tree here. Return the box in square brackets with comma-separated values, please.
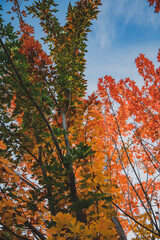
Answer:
[0, 0, 121, 239]
[96, 43, 160, 239]
[92, 3, 160, 238]
[1, 0, 159, 240]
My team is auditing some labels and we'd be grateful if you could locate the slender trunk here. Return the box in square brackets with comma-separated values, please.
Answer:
[112, 216, 127, 240]
[62, 111, 87, 223]
[38, 146, 56, 216]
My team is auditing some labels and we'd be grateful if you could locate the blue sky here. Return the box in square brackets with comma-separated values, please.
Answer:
[85, 0, 160, 93]
[1, 0, 160, 94]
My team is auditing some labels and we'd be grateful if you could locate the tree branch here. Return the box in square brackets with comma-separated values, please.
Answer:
[1, 122, 39, 162]
[0, 38, 63, 162]
[0, 222, 30, 240]
[25, 221, 46, 240]
[107, 92, 159, 231]
[112, 202, 160, 237]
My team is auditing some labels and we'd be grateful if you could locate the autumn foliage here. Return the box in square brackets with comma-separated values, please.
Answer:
[0, 0, 160, 240]
[148, 0, 160, 12]
[97, 50, 160, 238]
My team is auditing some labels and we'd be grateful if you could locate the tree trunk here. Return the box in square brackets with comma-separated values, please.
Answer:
[112, 216, 127, 240]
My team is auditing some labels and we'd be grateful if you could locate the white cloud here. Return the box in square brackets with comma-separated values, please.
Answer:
[122, 0, 160, 28]
[85, 42, 160, 94]
[90, 0, 160, 49]
[84, 0, 160, 94]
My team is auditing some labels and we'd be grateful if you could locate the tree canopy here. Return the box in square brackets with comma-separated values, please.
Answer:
[0, 0, 159, 239]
